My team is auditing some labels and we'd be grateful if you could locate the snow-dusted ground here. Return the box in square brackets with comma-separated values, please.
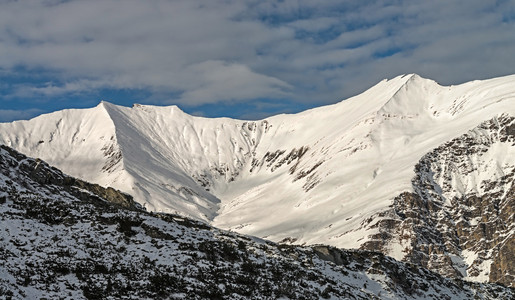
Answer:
[1, 145, 512, 299]
[0, 74, 513, 258]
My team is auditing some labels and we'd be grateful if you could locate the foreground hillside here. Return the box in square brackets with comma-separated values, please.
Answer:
[1, 145, 513, 299]
[0, 74, 514, 285]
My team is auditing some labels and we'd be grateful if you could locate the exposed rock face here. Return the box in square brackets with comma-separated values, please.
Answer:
[100, 137, 122, 173]
[2, 146, 513, 299]
[360, 115, 515, 286]
[0, 145, 137, 210]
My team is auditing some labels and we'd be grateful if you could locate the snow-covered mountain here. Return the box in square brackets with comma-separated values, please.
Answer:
[1, 74, 514, 285]
[1, 145, 513, 299]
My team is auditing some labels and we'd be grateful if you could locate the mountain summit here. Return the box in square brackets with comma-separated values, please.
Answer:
[1, 74, 514, 285]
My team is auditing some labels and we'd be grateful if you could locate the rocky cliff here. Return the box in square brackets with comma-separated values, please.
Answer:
[360, 115, 515, 286]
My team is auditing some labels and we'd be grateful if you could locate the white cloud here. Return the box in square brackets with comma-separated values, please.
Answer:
[177, 60, 292, 105]
[0, 108, 45, 122]
[0, 0, 514, 109]
[286, 17, 340, 32]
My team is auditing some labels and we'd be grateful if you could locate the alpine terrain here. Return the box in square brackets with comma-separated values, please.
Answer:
[0, 74, 514, 288]
[0, 145, 513, 299]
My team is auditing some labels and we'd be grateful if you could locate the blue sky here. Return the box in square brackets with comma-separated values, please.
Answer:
[1, 0, 515, 122]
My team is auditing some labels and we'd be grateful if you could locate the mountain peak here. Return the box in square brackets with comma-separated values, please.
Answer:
[98, 99, 114, 108]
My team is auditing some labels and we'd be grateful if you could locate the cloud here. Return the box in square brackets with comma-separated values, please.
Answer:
[0, 0, 295, 105]
[9, 80, 107, 98]
[0, 0, 514, 113]
[286, 17, 340, 32]
[0, 108, 45, 123]
[177, 60, 292, 105]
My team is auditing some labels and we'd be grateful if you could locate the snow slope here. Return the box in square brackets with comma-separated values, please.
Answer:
[0, 73, 514, 255]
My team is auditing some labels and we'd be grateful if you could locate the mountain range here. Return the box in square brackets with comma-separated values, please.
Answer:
[0, 73, 513, 289]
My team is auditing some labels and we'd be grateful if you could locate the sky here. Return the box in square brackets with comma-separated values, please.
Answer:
[1, 0, 515, 122]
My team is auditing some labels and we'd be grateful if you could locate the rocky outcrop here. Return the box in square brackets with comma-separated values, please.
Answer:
[0, 145, 137, 210]
[360, 115, 515, 286]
